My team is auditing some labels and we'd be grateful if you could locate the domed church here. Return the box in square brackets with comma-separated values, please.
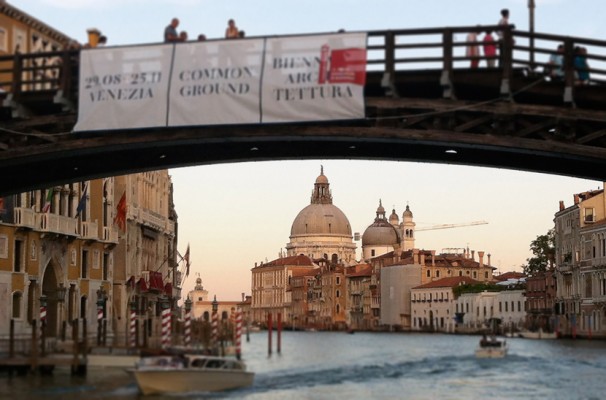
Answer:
[286, 167, 357, 263]
[362, 201, 416, 261]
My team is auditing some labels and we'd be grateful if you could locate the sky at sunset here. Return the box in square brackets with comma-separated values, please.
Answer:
[16, 0, 605, 301]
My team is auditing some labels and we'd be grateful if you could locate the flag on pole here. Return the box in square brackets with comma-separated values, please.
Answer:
[184, 244, 191, 277]
[42, 188, 53, 213]
[114, 191, 127, 231]
[75, 182, 88, 218]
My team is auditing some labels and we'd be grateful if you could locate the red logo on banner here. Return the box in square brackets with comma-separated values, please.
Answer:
[318, 46, 367, 86]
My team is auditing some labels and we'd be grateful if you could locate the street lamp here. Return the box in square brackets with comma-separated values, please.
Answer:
[184, 296, 193, 313]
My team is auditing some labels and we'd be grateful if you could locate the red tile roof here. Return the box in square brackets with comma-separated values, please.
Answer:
[494, 271, 526, 281]
[255, 255, 314, 268]
[413, 276, 480, 289]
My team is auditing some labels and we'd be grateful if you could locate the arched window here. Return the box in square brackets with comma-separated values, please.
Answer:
[12, 292, 22, 318]
[203, 311, 209, 321]
[336, 304, 340, 313]
[222, 311, 228, 320]
[336, 290, 340, 298]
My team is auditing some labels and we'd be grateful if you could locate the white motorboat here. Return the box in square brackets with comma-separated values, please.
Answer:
[475, 335, 508, 358]
[130, 354, 254, 395]
[518, 328, 557, 340]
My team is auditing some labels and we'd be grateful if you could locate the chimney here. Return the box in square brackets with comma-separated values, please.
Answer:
[420, 252, 426, 266]
[487, 253, 491, 266]
[242, 292, 245, 302]
[559, 200, 565, 211]
[413, 249, 419, 264]
[471, 250, 475, 261]
[431, 250, 436, 266]
[574, 194, 580, 204]
[478, 251, 485, 267]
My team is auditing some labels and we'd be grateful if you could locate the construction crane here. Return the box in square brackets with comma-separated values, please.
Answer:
[416, 221, 488, 231]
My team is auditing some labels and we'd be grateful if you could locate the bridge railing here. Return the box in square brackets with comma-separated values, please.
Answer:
[0, 49, 78, 101]
[0, 25, 603, 112]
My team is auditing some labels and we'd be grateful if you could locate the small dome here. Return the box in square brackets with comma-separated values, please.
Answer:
[315, 174, 329, 184]
[403, 205, 413, 218]
[362, 220, 400, 246]
[376, 200, 385, 214]
[389, 209, 399, 224]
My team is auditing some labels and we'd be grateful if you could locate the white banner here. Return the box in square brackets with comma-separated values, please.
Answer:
[74, 45, 173, 131]
[74, 33, 367, 132]
[262, 33, 367, 123]
[169, 39, 264, 126]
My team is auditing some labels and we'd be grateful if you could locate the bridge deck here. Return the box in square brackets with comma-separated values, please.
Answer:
[0, 24, 605, 194]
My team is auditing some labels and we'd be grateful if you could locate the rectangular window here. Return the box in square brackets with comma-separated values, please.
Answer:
[426, 270, 430, 278]
[584, 208, 595, 223]
[505, 302, 508, 312]
[0, 27, 7, 52]
[14, 240, 23, 272]
[103, 252, 109, 281]
[0, 234, 8, 258]
[93, 250, 100, 269]
[81, 249, 89, 278]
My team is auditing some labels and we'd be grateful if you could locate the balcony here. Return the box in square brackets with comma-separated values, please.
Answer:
[37, 213, 78, 236]
[102, 226, 119, 244]
[80, 220, 98, 240]
[14, 207, 35, 229]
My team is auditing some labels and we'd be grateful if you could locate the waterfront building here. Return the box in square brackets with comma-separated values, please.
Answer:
[111, 172, 179, 348]
[380, 255, 422, 330]
[0, 171, 179, 347]
[289, 268, 316, 329]
[455, 288, 525, 333]
[524, 268, 556, 331]
[0, 180, 116, 341]
[374, 248, 496, 330]
[306, 258, 347, 330]
[554, 186, 606, 338]
[250, 254, 316, 325]
[411, 276, 478, 332]
[345, 263, 373, 330]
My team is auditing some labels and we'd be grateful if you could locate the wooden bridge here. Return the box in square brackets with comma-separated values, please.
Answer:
[1, 24, 605, 195]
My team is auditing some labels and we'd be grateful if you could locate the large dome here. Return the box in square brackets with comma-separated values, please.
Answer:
[290, 203, 352, 236]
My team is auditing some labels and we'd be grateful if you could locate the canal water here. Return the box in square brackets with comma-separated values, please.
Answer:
[2, 331, 605, 399]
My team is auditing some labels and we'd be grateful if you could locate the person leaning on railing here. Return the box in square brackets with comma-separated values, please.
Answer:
[574, 46, 590, 85]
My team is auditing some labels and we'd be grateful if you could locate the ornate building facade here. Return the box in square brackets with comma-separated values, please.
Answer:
[554, 186, 606, 338]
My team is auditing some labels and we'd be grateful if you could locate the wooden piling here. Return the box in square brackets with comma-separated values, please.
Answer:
[277, 312, 282, 354]
[267, 313, 272, 356]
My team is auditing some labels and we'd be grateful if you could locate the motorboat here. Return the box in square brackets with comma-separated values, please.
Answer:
[475, 335, 508, 358]
[130, 354, 254, 395]
[518, 328, 557, 340]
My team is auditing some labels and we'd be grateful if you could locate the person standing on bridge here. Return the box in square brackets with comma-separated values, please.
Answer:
[466, 30, 481, 68]
[483, 31, 497, 68]
[164, 18, 180, 42]
[225, 19, 239, 39]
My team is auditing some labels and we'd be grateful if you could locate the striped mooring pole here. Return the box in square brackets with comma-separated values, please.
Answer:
[129, 302, 137, 348]
[235, 310, 242, 359]
[184, 308, 192, 347]
[161, 301, 171, 348]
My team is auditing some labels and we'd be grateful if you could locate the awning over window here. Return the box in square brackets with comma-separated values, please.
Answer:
[137, 277, 148, 292]
[149, 271, 164, 291]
